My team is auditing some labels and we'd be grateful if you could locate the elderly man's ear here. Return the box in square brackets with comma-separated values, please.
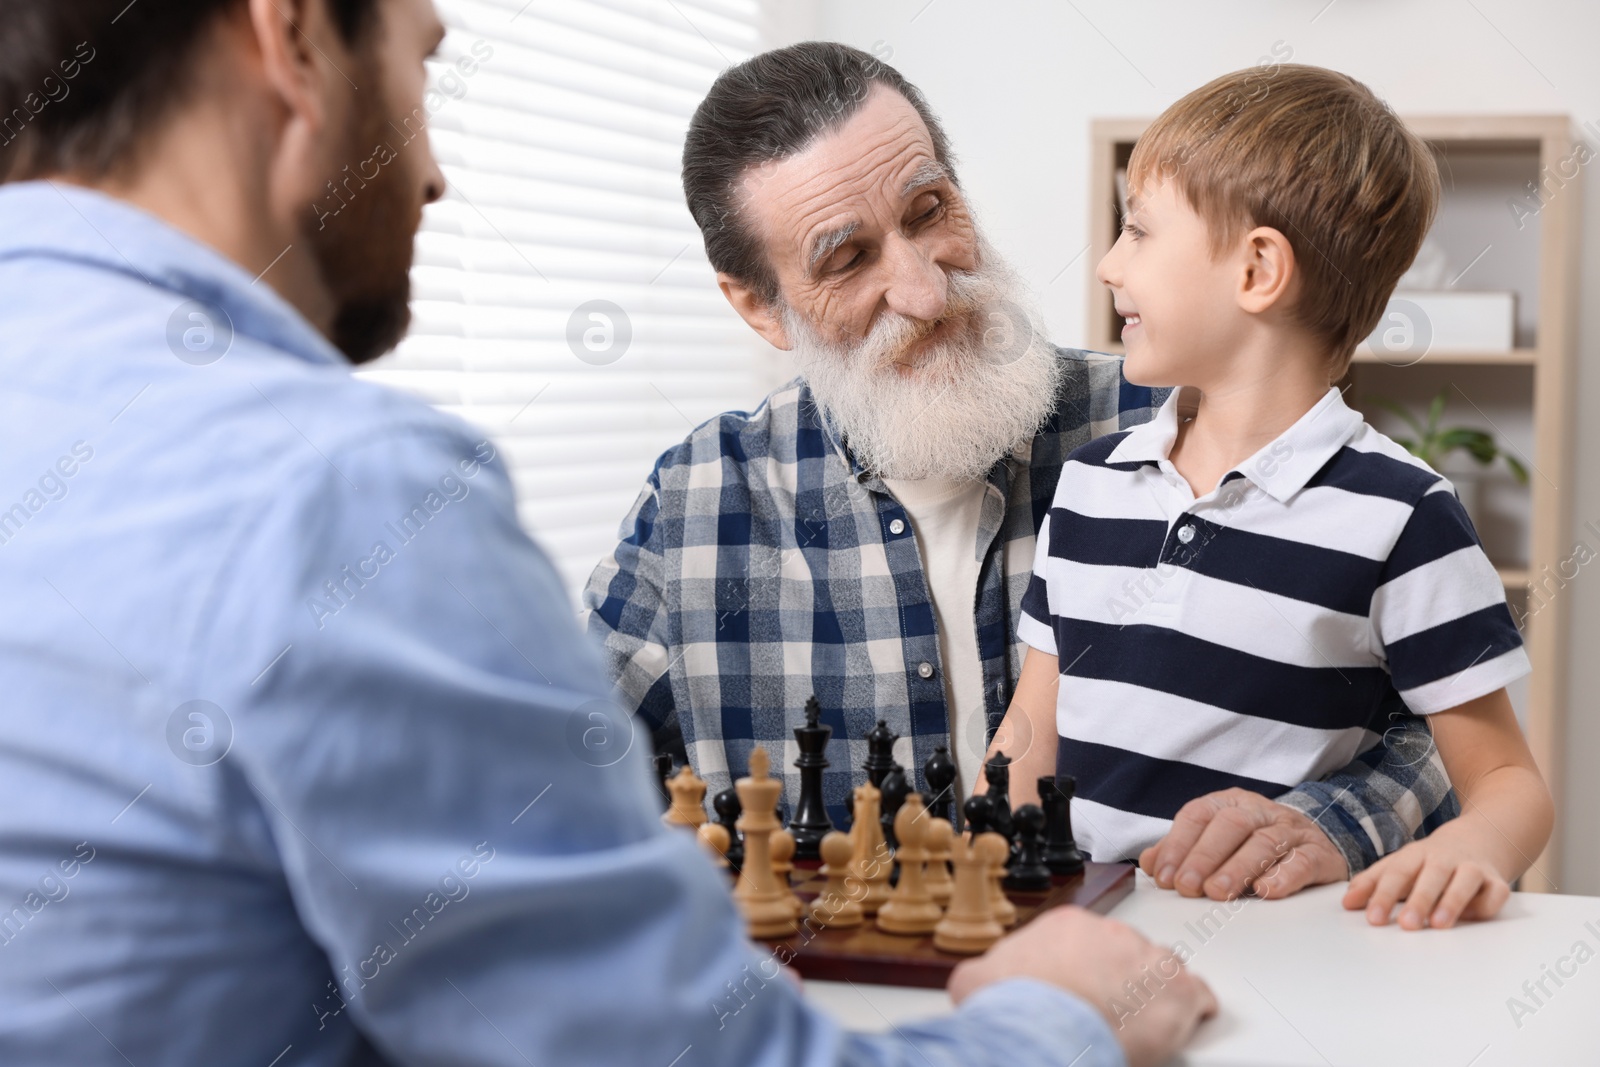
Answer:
[718, 273, 793, 351]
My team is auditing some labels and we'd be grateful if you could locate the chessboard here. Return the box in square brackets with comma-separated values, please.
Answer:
[659, 695, 1132, 991]
[768, 859, 1135, 988]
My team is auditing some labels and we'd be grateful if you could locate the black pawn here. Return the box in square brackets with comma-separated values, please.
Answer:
[962, 793, 995, 843]
[923, 746, 957, 824]
[1003, 804, 1052, 892]
[1039, 775, 1086, 876]
[789, 696, 834, 862]
[880, 763, 910, 852]
[863, 719, 899, 789]
[712, 787, 743, 872]
[653, 752, 674, 811]
[983, 751, 1016, 848]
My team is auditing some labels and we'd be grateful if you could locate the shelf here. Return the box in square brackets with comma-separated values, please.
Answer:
[1081, 344, 1535, 367]
[1497, 565, 1531, 590]
[1350, 348, 1537, 366]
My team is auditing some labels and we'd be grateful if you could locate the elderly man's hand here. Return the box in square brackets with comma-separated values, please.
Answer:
[949, 907, 1216, 1067]
[1138, 789, 1349, 900]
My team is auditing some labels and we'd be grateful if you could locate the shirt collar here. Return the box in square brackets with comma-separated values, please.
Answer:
[0, 180, 346, 371]
[809, 389, 872, 481]
[1104, 386, 1184, 466]
[1106, 385, 1362, 503]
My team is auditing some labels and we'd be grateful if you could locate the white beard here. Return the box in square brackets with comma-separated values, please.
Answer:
[787, 241, 1063, 483]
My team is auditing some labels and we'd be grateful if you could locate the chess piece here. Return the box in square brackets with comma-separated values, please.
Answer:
[771, 828, 796, 883]
[790, 696, 834, 861]
[712, 787, 744, 871]
[962, 794, 995, 838]
[654, 752, 674, 810]
[878, 794, 942, 935]
[923, 746, 957, 824]
[879, 762, 910, 852]
[697, 822, 731, 869]
[808, 831, 863, 929]
[732, 748, 800, 938]
[923, 804, 955, 906]
[983, 831, 1019, 927]
[1039, 775, 1086, 877]
[933, 830, 1007, 955]
[962, 795, 1015, 926]
[849, 781, 892, 916]
[863, 719, 898, 789]
[1003, 804, 1052, 892]
[770, 827, 802, 918]
[983, 751, 1016, 848]
[662, 765, 708, 830]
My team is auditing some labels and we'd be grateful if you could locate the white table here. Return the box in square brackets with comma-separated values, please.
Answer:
[806, 870, 1600, 1065]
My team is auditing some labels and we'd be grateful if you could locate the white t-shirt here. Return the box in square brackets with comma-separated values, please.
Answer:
[880, 475, 989, 797]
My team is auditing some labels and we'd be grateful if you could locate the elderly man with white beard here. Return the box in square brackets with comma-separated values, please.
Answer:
[582, 41, 1458, 903]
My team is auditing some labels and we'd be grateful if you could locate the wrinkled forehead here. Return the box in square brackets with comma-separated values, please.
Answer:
[735, 86, 950, 272]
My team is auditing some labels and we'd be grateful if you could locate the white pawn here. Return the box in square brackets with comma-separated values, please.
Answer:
[985, 831, 1019, 928]
[808, 831, 864, 929]
[770, 828, 802, 918]
[697, 822, 732, 869]
[924, 817, 954, 907]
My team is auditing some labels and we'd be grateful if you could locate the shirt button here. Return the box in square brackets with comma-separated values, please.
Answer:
[889, 518, 906, 535]
[1176, 524, 1196, 544]
[917, 661, 935, 679]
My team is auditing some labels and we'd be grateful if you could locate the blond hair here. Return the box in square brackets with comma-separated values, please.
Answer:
[1128, 64, 1440, 377]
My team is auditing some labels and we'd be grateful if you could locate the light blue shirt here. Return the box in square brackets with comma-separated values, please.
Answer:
[0, 181, 1124, 1067]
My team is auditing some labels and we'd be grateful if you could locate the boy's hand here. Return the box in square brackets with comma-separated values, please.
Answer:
[1342, 833, 1511, 929]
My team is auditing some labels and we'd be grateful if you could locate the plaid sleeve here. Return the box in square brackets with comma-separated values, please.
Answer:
[580, 469, 675, 738]
[1275, 710, 1459, 876]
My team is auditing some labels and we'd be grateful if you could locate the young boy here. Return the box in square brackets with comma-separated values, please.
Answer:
[986, 65, 1553, 930]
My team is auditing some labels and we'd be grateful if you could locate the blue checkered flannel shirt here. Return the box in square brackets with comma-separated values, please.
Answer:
[582, 348, 1458, 875]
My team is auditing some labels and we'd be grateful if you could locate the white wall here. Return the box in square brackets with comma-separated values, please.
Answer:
[801, 0, 1600, 894]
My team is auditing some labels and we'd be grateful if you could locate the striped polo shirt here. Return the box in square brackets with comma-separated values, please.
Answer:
[1018, 386, 1529, 862]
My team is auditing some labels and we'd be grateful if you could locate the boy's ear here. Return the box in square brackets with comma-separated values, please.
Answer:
[1236, 226, 1297, 315]
[718, 273, 791, 350]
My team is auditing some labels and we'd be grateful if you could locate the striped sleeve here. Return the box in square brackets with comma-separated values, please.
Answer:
[1018, 510, 1058, 656]
[1370, 483, 1529, 714]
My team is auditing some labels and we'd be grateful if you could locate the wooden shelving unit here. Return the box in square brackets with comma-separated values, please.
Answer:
[1086, 116, 1579, 892]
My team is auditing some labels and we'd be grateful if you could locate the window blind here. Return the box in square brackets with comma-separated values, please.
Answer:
[359, 0, 773, 599]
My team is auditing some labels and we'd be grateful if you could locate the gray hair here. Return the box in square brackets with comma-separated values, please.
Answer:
[681, 42, 959, 306]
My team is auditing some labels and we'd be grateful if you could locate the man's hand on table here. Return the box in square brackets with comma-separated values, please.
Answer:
[949, 907, 1217, 1067]
[1138, 788, 1349, 901]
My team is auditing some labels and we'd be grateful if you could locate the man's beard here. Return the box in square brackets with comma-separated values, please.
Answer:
[306, 78, 421, 365]
[788, 239, 1063, 483]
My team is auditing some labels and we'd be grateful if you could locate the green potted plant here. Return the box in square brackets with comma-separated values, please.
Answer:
[1367, 387, 1529, 484]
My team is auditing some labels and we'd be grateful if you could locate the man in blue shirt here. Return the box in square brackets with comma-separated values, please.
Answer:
[0, 2, 1214, 1066]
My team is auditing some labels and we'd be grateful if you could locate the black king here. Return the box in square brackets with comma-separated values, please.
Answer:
[788, 696, 834, 861]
